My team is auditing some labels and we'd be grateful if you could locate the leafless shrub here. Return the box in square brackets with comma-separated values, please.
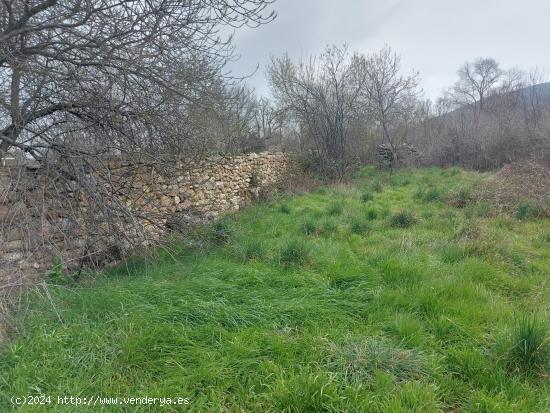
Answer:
[409, 59, 550, 169]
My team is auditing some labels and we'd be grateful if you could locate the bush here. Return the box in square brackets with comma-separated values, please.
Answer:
[279, 239, 311, 266]
[360, 191, 373, 203]
[389, 211, 416, 228]
[497, 314, 549, 376]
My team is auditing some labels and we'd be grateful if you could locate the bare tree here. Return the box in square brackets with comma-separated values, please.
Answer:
[0, 0, 276, 274]
[0, 0, 276, 162]
[253, 97, 286, 147]
[410, 59, 550, 169]
[358, 46, 420, 161]
[451, 58, 503, 111]
[268, 45, 369, 177]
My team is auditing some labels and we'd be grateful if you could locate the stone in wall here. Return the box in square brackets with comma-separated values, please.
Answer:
[0, 152, 295, 285]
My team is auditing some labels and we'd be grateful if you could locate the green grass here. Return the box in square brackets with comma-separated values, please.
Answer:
[326, 201, 344, 216]
[389, 210, 416, 228]
[278, 238, 311, 267]
[515, 201, 543, 221]
[360, 191, 374, 203]
[349, 219, 370, 235]
[209, 219, 234, 245]
[414, 185, 443, 203]
[1, 167, 550, 412]
[234, 239, 266, 263]
[278, 203, 291, 214]
[495, 313, 550, 376]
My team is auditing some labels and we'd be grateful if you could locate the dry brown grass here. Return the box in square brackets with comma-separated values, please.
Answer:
[474, 161, 550, 210]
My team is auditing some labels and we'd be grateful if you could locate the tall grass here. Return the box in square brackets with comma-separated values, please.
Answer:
[515, 201, 542, 220]
[327, 337, 433, 383]
[279, 238, 311, 266]
[414, 186, 442, 203]
[389, 210, 416, 228]
[210, 219, 234, 245]
[1, 167, 548, 412]
[497, 314, 550, 375]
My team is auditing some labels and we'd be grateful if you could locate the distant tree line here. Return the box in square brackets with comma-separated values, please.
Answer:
[266, 44, 419, 177]
[409, 60, 550, 170]
[262, 51, 550, 175]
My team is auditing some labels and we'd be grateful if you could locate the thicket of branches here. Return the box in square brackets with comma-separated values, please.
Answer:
[268, 45, 419, 177]
[0, 0, 278, 275]
[409, 60, 550, 170]
[0, 0, 278, 163]
[266, 50, 550, 174]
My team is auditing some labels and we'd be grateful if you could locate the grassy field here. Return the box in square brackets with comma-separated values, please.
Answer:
[1, 167, 549, 412]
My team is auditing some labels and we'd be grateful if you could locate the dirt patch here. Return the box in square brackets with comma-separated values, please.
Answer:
[474, 161, 550, 209]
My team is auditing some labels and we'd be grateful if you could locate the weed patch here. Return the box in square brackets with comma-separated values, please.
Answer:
[326, 202, 344, 216]
[279, 239, 311, 266]
[360, 191, 374, 203]
[327, 337, 433, 383]
[495, 313, 550, 376]
[389, 210, 416, 228]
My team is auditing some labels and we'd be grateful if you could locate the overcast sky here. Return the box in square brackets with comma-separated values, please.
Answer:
[228, 0, 550, 100]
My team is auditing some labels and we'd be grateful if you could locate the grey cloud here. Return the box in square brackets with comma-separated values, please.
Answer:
[227, 0, 550, 100]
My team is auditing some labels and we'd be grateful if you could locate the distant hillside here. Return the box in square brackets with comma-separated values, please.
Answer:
[409, 82, 550, 169]
[520, 82, 550, 100]
[442, 82, 550, 119]
[419, 83, 550, 129]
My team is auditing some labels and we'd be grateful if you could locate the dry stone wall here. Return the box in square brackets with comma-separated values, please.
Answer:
[0, 152, 293, 285]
